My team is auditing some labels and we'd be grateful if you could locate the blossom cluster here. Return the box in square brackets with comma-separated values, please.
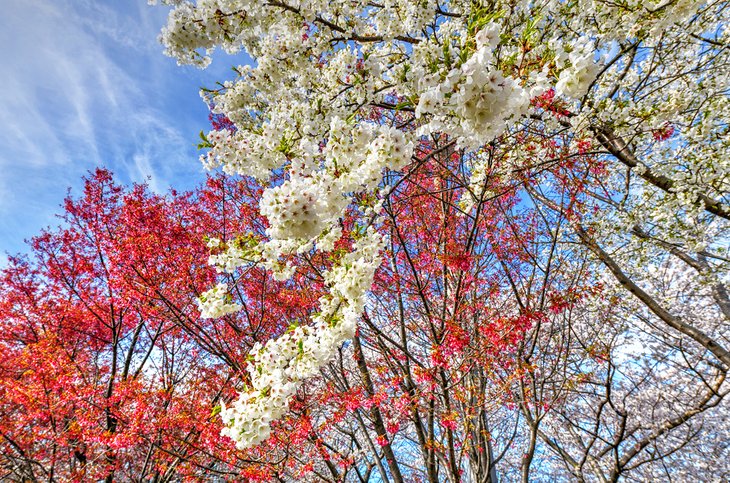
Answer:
[220, 230, 385, 448]
[259, 177, 328, 241]
[197, 283, 242, 319]
[554, 37, 601, 100]
[206, 235, 261, 273]
[415, 22, 542, 148]
[255, 119, 411, 246]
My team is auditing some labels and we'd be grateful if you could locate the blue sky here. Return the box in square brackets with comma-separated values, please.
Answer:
[0, 0, 243, 262]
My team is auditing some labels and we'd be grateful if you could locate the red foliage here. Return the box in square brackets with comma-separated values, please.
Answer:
[651, 123, 675, 141]
[0, 170, 311, 480]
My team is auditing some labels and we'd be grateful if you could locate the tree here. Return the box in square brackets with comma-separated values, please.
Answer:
[0, 171, 297, 481]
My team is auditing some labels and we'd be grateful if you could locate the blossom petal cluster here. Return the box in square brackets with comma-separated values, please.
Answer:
[415, 22, 542, 147]
[197, 283, 242, 319]
[554, 37, 601, 99]
[220, 230, 385, 448]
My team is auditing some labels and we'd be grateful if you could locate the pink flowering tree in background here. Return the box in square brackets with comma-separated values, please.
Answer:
[2, 0, 729, 481]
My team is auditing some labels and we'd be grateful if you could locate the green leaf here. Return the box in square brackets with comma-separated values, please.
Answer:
[197, 130, 213, 149]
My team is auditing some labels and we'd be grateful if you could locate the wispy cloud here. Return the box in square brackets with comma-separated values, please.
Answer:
[0, 0, 233, 255]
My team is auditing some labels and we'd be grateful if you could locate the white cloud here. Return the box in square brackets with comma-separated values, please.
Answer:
[0, 0, 225, 254]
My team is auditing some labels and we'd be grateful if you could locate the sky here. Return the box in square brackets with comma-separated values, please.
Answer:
[0, 0, 244, 262]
